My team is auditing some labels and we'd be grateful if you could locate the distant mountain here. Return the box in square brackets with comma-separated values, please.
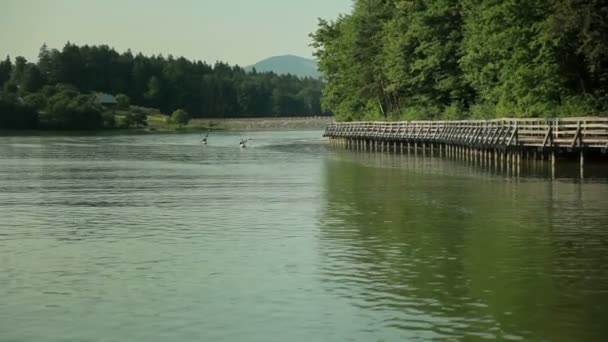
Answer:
[245, 55, 321, 79]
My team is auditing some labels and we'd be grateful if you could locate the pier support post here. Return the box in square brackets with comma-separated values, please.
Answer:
[551, 150, 556, 179]
[517, 151, 521, 169]
[580, 150, 584, 180]
[517, 151, 521, 177]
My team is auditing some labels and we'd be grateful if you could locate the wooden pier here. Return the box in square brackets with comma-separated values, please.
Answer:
[324, 117, 608, 178]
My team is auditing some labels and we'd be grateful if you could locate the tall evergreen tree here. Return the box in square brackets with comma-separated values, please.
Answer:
[0, 56, 12, 89]
[21, 64, 45, 93]
[11, 56, 28, 86]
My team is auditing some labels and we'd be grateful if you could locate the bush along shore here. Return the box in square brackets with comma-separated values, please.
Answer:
[0, 86, 332, 134]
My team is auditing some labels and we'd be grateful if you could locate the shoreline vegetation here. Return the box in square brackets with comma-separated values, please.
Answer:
[0, 116, 334, 136]
[311, 0, 608, 122]
[0, 43, 327, 132]
[144, 115, 334, 133]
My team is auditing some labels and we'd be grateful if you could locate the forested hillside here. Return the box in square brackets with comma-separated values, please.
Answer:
[0, 43, 325, 129]
[311, 0, 608, 121]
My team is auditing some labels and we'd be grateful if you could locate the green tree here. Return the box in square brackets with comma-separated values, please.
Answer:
[312, 0, 396, 121]
[102, 111, 116, 129]
[39, 88, 104, 130]
[11, 56, 27, 86]
[144, 76, 162, 106]
[0, 93, 39, 129]
[0, 56, 12, 89]
[460, 0, 561, 117]
[23, 93, 47, 110]
[21, 64, 45, 93]
[115, 94, 130, 109]
[122, 108, 148, 128]
[170, 109, 190, 127]
[547, 0, 608, 114]
[37, 43, 53, 84]
[381, 0, 472, 119]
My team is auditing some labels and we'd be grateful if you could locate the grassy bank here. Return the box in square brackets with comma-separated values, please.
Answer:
[147, 114, 333, 132]
[190, 116, 333, 131]
[1, 115, 335, 136]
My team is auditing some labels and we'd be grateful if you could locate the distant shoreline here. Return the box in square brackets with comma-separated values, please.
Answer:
[0, 116, 335, 136]
[192, 116, 334, 131]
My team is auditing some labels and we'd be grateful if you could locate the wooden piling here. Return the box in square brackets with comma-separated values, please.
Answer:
[580, 150, 584, 180]
[551, 150, 556, 179]
[323, 117, 608, 177]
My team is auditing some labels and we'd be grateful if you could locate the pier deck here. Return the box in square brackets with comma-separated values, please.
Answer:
[324, 117, 608, 177]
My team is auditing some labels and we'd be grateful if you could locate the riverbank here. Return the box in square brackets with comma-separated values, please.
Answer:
[188, 116, 334, 131]
[0, 116, 335, 136]
[115, 115, 335, 133]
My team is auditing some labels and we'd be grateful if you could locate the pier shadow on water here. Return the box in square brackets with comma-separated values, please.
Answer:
[319, 150, 608, 341]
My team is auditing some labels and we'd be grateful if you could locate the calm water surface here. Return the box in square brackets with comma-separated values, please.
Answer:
[1, 131, 608, 341]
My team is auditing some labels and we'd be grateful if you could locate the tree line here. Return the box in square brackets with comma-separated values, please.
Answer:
[0, 43, 325, 129]
[311, 0, 608, 121]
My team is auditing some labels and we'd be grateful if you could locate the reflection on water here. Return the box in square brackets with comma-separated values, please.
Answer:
[321, 151, 608, 341]
[1, 132, 607, 341]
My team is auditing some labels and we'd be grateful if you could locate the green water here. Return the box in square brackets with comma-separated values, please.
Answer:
[1, 131, 607, 341]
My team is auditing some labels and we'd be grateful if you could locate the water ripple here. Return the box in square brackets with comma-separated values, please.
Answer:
[1, 132, 607, 341]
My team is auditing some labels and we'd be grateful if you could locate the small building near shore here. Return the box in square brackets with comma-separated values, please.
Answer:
[94, 93, 118, 108]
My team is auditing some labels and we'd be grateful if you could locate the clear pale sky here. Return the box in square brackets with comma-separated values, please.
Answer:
[0, 0, 352, 66]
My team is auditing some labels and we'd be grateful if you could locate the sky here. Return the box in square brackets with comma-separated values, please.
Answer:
[0, 0, 352, 66]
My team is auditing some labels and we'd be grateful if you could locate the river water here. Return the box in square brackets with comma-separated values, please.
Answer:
[1, 131, 607, 341]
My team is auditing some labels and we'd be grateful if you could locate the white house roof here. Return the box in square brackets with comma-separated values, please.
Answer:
[95, 93, 118, 105]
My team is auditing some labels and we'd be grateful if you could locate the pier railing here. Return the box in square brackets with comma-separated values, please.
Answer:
[324, 117, 608, 151]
